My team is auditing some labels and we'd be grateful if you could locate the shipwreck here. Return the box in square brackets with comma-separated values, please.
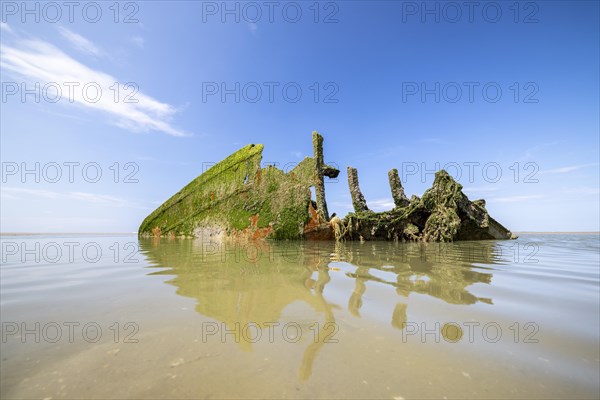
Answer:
[139, 132, 516, 242]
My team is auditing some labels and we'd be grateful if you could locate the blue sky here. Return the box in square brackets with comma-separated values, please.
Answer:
[1, 0, 598, 232]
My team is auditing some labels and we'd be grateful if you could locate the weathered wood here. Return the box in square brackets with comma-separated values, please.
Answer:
[139, 133, 515, 242]
[312, 132, 331, 221]
[388, 168, 410, 208]
[139, 132, 339, 239]
[347, 167, 369, 212]
[343, 170, 516, 242]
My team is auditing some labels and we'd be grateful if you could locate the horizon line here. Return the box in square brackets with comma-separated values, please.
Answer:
[1, 231, 599, 236]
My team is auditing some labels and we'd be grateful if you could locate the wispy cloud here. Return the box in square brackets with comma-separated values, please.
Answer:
[540, 163, 599, 174]
[130, 35, 145, 48]
[1, 187, 149, 209]
[330, 198, 395, 212]
[0, 22, 14, 34]
[368, 198, 395, 211]
[362, 144, 407, 159]
[136, 156, 155, 161]
[517, 140, 563, 162]
[559, 187, 600, 195]
[58, 26, 103, 57]
[418, 138, 445, 144]
[463, 185, 500, 194]
[491, 195, 544, 203]
[0, 31, 189, 137]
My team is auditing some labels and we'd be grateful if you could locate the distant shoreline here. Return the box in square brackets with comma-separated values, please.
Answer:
[1, 232, 598, 236]
[0, 232, 137, 236]
[514, 232, 600, 235]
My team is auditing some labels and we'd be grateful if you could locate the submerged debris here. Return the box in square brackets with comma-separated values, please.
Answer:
[139, 132, 516, 242]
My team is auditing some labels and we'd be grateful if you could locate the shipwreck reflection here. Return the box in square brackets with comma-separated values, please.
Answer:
[139, 238, 501, 379]
[337, 241, 497, 306]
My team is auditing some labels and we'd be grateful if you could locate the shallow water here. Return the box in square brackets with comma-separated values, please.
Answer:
[1, 234, 598, 399]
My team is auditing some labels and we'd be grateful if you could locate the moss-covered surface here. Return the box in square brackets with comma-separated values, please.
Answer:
[139, 133, 338, 240]
[341, 170, 515, 242]
[139, 144, 263, 237]
[388, 168, 410, 208]
[139, 135, 514, 242]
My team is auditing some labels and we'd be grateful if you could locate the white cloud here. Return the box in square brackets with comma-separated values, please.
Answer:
[559, 187, 600, 195]
[58, 27, 103, 56]
[463, 185, 500, 197]
[368, 198, 395, 211]
[130, 35, 145, 48]
[1, 187, 148, 209]
[418, 138, 445, 144]
[463, 185, 500, 193]
[0, 33, 189, 137]
[491, 195, 544, 203]
[1, 187, 62, 200]
[0, 22, 14, 34]
[364, 144, 407, 159]
[540, 163, 599, 174]
[330, 198, 395, 213]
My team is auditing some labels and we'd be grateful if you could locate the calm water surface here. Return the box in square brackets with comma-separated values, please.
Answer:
[1, 234, 598, 399]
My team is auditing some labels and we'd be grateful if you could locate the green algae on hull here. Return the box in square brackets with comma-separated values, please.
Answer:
[342, 170, 516, 242]
[139, 133, 516, 242]
[139, 132, 339, 240]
